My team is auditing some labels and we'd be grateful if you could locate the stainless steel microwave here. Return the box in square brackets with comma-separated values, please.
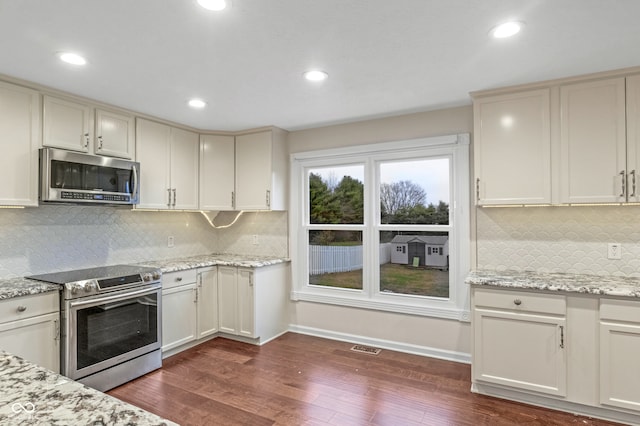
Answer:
[40, 147, 140, 205]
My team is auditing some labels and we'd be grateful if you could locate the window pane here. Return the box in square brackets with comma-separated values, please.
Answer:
[380, 158, 450, 224]
[379, 231, 449, 298]
[309, 166, 364, 224]
[309, 230, 363, 290]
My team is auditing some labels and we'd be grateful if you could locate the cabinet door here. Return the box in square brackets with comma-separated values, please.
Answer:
[217, 266, 238, 334]
[0, 81, 40, 206]
[0, 312, 60, 372]
[136, 118, 171, 209]
[95, 108, 135, 159]
[560, 78, 627, 203]
[170, 127, 199, 210]
[197, 268, 218, 339]
[235, 131, 272, 210]
[43, 95, 92, 152]
[199, 134, 235, 210]
[473, 308, 567, 397]
[237, 269, 255, 338]
[473, 89, 551, 205]
[161, 284, 197, 352]
[626, 75, 640, 203]
[600, 321, 640, 412]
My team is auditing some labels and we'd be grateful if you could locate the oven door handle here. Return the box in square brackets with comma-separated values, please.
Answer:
[69, 286, 159, 308]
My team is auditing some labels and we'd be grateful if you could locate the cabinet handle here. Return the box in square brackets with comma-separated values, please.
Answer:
[194, 288, 198, 303]
[176, 277, 183, 282]
[559, 325, 565, 349]
[98, 135, 103, 150]
[513, 299, 521, 306]
[16, 305, 27, 313]
[54, 319, 60, 341]
[172, 189, 177, 207]
[620, 170, 626, 197]
[266, 190, 270, 208]
[167, 188, 172, 207]
[630, 170, 637, 197]
[231, 191, 235, 208]
[84, 133, 90, 148]
[476, 178, 480, 203]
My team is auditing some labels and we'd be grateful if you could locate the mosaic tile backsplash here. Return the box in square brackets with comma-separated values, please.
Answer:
[476, 205, 640, 277]
[0, 205, 288, 279]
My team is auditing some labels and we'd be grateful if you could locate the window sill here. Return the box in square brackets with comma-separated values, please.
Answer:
[290, 290, 470, 322]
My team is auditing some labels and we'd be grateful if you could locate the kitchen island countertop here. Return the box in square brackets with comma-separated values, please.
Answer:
[466, 269, 640, 298]
[0, 351, 176, 425]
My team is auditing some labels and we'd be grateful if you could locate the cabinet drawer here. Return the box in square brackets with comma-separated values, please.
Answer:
[162, 269, 197, 290]
[600, 298, 640, 323]
[474, 288, 566, 315]
[0, 292, 59, 322]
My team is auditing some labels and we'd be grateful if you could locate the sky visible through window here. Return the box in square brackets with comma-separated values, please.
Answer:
[311, 158, 449, 206]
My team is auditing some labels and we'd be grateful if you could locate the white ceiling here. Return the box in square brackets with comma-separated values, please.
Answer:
[1, 0, 639, 132]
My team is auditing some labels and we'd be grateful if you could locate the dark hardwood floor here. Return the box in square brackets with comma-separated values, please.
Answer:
[108, 333, 622, 425]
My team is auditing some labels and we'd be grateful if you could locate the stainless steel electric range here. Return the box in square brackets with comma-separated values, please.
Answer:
[27, 264, 162, 392]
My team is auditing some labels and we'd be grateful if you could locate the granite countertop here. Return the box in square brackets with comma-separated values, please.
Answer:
[138, 253, 290, 273]
[0, 351, 176, 425]
[0, 277, 60, 301]
[466, 269, 640, 298]
[0, 254, 289, 300]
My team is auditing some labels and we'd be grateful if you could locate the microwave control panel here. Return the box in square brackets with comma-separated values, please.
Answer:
[61, 191, 131, 202]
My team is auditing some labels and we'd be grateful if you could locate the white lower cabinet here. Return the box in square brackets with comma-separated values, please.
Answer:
[599, 298, 640, 412]
[161, 271, 197, 352]
[217, 264, 288, 343]
[0, 292, 60, 372]
[473, 288, 567, 397]
[472, 286, 640, 425]
[196, 267, 218, 339]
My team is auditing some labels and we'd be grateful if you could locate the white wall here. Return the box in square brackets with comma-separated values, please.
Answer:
[287, 106, 474, 360]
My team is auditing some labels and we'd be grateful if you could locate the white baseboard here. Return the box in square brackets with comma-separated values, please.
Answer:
[287, 324, 471, 364]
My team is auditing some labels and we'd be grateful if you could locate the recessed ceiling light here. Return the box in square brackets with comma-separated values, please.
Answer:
[491, 21, 522, 39]
[188, 99, 207, 109]
[304, 70, 328, 82]
[58, 52, 87, 66]
[197, 0, 228, 11]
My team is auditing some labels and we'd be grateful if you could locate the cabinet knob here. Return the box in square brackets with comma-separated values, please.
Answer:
[176, 277, 183, 282]
[16, 305, 27, 312]
[513, 299, 522, 306]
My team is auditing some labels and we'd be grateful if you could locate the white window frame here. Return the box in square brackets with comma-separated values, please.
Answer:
[289, 134, 470, 321]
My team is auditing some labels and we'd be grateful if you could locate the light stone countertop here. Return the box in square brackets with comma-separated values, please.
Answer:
[0, 351, 177, 425]
[0, 254, 289, 300]
[137, 253, 290, 273]
[0, 277, 59, 301]
[466, 269, 640, 298]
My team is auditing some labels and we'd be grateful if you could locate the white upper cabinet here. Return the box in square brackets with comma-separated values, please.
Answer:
[43, 95, 135, 159]
[136, 118, 199, 210]
[559, 78, 627, 203]
[94, 108, 135, 159]
[170, 127, 199, 210]
[473, 89, 551, 205]
[626, 74, 640, 203]
[0, 81, 40, 206]
[235, 129, 288, 210]
[199, 134, 235, 210]
[43, 95, 92, 153]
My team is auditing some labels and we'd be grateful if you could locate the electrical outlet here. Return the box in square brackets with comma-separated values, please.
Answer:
[252, 235, 259, 245]
[608, 243, 621, 260]
[167, 236, 175, 248]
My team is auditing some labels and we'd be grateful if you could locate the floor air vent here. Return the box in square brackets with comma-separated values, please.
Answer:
[350, 344, 381, 355]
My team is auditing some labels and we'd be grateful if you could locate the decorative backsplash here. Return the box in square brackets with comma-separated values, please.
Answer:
[0, 205, 288, 278]
[476, 205, 640, 277]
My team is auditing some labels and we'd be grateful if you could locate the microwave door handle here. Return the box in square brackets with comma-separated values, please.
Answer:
[131, 165, 139, 201]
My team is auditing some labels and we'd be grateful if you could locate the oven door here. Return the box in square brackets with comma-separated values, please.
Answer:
[63, 285, 161, 380]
